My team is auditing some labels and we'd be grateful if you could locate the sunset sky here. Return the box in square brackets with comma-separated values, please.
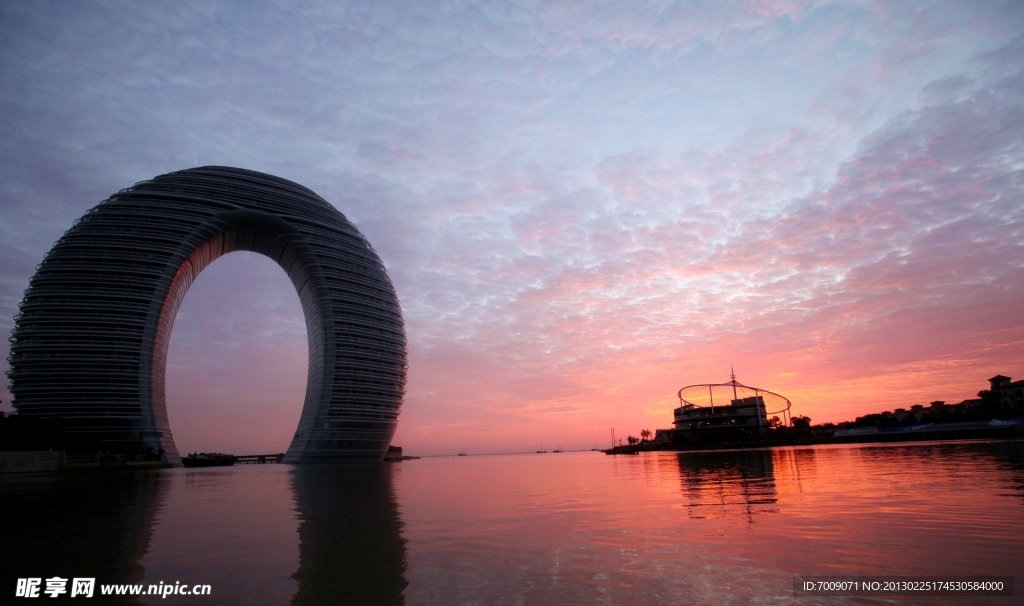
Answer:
[1, 1, 1022, 455]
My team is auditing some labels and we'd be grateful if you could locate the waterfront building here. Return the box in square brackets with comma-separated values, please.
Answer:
[6, 167, 407, 464]
[672, 395, 768, 431]
[655, 372, 790, 445]
[986, 375, 1024, 410]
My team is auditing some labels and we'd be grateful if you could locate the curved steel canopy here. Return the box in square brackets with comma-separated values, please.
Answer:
[677, 376, 792, 417]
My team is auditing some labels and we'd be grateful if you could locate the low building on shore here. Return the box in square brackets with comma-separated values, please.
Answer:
[654, 372, 789, 446]
[672, 395, 768, 431]
[985, 375, 1024, 410]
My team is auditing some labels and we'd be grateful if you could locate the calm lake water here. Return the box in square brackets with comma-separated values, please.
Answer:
[3, 440, 1023, 605]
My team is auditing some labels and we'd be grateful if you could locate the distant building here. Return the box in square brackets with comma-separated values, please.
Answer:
[654, 373, 786, 445]
[985, 375, 1024, 410]
[672, 395, 768, 431]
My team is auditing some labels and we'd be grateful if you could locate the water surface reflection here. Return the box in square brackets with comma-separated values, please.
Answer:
[675, 449, 778, 522]
[4, 442, 1024, 605]
[0, 470, 167, 604]
[290, 464, 407, 606]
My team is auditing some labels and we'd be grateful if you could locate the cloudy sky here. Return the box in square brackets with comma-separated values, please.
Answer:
[1, 0, 1022, 455]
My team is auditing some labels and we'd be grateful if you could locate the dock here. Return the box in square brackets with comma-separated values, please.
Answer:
[235, 453, 285, 464]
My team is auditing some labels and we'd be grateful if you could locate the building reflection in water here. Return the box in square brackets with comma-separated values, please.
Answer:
[675, 449, 778, 524]
[290, 463, 408, 606]
[991, 439, 1024, 498]
[771, 446, 817, 496]
[0, 470, 167, 605]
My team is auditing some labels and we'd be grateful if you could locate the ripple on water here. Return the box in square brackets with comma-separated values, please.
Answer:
[1, 441, 1022, 605]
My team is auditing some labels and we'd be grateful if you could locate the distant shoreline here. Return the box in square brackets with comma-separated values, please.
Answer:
[606, 420, 1024, 455]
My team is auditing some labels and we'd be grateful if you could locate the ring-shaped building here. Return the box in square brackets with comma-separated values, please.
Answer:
[6, 167, 407, 464]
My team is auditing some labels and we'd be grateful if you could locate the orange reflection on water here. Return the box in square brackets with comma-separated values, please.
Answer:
[397, 442, 1024, 604]
[4, 441, 1023, 605]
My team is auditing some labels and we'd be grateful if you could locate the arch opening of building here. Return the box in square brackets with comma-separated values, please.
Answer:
[163, 250, 309, 458]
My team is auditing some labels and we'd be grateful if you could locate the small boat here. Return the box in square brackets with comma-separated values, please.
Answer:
[458, 450, 468, 456]
[182, 452, 237, 467]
